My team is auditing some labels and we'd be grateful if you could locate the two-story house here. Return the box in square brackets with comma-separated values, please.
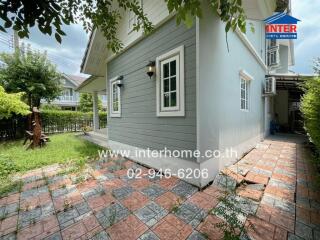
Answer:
[77, 0, 296, 187]
[43, 74, 108, 111]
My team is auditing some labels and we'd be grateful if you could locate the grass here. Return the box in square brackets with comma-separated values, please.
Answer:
[0, 180, 23, 198]
[0, 133, 105, 172]
[0, 133, 105, 197]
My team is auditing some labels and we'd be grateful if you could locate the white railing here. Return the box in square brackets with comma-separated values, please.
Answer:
[267, 46, 279, 67]
[58, 95, 78, 102]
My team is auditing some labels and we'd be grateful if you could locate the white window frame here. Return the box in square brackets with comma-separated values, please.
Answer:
[156, 46, 185, 117]
[239, 70, 253, 112]
[109, 77, 121, 117]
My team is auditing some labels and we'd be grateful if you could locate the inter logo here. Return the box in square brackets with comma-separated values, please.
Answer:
[264, 12, 300, 39]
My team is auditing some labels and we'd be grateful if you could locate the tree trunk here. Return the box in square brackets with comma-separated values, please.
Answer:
[35, 98, 41, 108]
[27, 94, 32, 131]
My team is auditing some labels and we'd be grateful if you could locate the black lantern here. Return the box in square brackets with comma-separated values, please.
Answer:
[146, 61, 155, 78]
[116, 75, 124, 87]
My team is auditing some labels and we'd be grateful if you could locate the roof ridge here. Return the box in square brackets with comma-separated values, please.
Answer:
[264, 12, 286, 23]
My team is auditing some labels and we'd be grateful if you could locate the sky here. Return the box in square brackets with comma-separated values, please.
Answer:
[0, 0, 319, 76]
[0, 22, 90, 77]
[290, 0, 320, 74]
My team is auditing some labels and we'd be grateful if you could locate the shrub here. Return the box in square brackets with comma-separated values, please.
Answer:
[41, 104, 61, 110]
[40, 109, 107, 133]
[300, 76, 320, 151]
[0, 86, 30, 119]
[41, 110, 107, 121]
[0, 154, 18, 179]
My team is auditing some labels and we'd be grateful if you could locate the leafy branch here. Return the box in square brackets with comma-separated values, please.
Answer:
[0, 0, 253, 53]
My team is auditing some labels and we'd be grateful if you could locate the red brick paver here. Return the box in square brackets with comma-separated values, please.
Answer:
[152, 214, 192, 240]
[245, 172, 269, 185]
[197, 215, 224, 239]
[107, 215, 148, 240]
[0, 134, 319, 240]
[188, 191, 219, 211]
[121, 192, 149, 211]
[155, 191, 181, 211]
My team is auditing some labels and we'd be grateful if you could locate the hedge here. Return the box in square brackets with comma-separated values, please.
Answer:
[41, 110, 107, 134]
[301, 76, 320, 152]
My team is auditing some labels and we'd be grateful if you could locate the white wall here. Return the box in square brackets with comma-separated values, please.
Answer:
[106, 0, 170, 60]
[276, 45, 289, 73]
[245, 20, 266, 62]
[197, 5, 267, 179]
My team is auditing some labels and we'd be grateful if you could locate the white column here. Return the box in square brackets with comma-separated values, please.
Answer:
[93, 91, 99, 131]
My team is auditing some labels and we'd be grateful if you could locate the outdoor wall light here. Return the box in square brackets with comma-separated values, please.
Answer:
[116, 75, 124, 87]
[146, 61, 156, 78]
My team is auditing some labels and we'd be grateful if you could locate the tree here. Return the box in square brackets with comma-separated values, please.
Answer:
[79, 93, 102, 112]
[0, 0, 261, 53]
[300, 59, 320, 151]
[0, 86, 30, 119]
[0, 50, 61, 108]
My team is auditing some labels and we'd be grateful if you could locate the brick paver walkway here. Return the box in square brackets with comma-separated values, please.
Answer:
[0, 134, 319, 239]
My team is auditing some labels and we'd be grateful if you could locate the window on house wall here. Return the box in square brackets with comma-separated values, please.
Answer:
[269, 39, 277, 48]
[60, 88, 73, 101]
[239, 70, 252, 111]
[110, 79, 121, 117]
[156, 46, 185, 117]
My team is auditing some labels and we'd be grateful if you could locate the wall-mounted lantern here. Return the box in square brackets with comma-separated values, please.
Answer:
[116, 75, 124, 87]
[146, 61, 156, 79]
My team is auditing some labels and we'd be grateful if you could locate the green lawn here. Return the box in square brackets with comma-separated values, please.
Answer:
[0, 133, 105, 172]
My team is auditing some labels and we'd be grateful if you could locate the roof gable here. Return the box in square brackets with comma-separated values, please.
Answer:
[264, 12, 300, 24]
[61, 74, 87, 88]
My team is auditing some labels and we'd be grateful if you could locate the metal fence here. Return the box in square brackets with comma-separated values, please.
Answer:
[0, 115, 107, 141]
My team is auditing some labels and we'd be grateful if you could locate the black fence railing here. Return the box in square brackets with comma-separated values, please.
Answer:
[0, 116, 27, 140]
[42, 118, 107, 134]
[0, 111, 107, 141]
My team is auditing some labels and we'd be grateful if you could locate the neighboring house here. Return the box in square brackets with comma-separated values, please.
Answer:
[78, 0, 297, 187]
[43, 74, 107, 111]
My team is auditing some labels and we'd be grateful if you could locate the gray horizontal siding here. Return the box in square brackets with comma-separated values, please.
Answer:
[107, 17, 197, 161]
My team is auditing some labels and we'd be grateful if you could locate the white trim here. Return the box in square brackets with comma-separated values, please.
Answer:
[109, 76, 121, 117]
[235, 28, 268, 72]
[61, 74, 79, 87]
[289, 39, 295, 66]
[156, 45, 185, 117]
[82, 29, 97, 73]
[239, 69, 254, 81]
[196, 17, 200, 163]
[240, 70, 252, 111]
[160, 55, 180, 111]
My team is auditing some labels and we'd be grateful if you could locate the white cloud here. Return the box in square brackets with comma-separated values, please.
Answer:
[0, 21, 89, 75]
